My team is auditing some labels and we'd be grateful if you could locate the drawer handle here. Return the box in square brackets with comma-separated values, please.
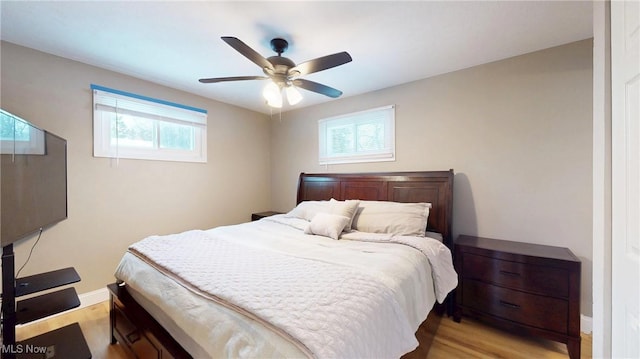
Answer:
[499, 270, 521, 277]
[127, 332, 141, 344]
[499, 300, 521, 309]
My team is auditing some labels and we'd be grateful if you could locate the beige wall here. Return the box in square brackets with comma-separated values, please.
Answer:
[1, 41, 271, 293]
[270, 39, 593, 315]
[0, 39, 594, 317]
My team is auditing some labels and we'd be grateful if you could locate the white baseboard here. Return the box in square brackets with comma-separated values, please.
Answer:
[581, 314, 593, 334]
[78, 287, 110, 308]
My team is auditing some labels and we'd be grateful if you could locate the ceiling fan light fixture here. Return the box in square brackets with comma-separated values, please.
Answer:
[285, 86, 303, 105]
[266, 97, 283, 108]
[263, 81, 283, 108]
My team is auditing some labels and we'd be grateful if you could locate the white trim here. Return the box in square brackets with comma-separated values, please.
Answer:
[92, 87, 208, 163]
[78, 287, 110, 307]
[592, 1, 612, 357]
[318, 105, 396, 165]
[582, 315, 593, 334]
[0, 110, 46, 155]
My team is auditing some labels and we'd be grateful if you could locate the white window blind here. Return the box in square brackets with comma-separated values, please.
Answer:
[318, 105, 395, 165]
[0, 109, 45, 155]
[92, 84, 207, 163]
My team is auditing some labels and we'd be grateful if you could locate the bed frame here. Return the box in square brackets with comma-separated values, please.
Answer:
[109, 170, 454, 358]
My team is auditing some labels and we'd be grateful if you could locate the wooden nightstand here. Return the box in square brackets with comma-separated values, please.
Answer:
[453, 235, 581, 359]
[251, 211, 283, 221]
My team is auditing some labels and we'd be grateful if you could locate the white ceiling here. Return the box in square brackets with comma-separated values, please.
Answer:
[1, 1, 593, 114]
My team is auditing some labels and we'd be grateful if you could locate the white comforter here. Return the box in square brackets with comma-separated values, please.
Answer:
[115, 215, 457, 359]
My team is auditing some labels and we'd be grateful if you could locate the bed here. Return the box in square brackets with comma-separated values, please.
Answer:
[109, 170, 456, 358]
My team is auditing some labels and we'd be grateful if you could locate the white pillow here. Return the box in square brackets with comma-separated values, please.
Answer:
[351, 201, 431, 236]
[304, 213, 350, 240]
[286, 200, 331, 221]
[329, 198, 360, 231]
[287, 199, 360, 231]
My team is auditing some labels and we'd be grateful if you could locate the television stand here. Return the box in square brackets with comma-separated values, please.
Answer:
[1, 244, 91, 359]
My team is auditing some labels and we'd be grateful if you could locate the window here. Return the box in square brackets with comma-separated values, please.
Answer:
[0, 109, 45, 155]
[92, 84, 207, 163]
[318, 105, 395, 165]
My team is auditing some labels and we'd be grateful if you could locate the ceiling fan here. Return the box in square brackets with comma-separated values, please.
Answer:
[199, 36, 352, 107]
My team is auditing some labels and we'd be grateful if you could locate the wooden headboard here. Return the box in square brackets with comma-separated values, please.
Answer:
[297, 170, 454, 249]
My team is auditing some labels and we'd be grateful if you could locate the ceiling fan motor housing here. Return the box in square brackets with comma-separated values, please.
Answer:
[265, 56, 296, 84]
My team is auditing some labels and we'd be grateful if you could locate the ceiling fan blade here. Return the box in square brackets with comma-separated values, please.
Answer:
[289, 52, 352, 77]
[221, 36, 274, 71]
[199, 76, 269, 83]
[293, 79, 343, 98]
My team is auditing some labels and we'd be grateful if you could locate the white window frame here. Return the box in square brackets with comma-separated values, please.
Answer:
[318, 105, 395, 165]
[92, 84, 207, 163]
[0, 109, 45, 155]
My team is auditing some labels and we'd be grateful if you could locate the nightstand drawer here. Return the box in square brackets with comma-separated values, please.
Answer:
[462, 253, 569, 297]
[462, 279, 568, 334]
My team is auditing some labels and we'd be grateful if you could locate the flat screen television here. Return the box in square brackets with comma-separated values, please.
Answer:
[0, 109, 67, 247]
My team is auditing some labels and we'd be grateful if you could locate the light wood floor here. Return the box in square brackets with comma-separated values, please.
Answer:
[16, 302, 592, 358]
